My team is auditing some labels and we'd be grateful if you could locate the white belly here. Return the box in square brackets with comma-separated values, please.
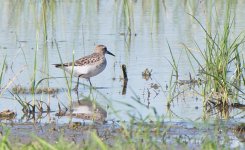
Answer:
[63, 59, 107, 79]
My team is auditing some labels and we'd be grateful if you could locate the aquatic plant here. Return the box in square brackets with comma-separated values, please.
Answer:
[165, 41, 180, 107]
[123, 0, 133, 35]
[0, 130, 11, 150]
[184, 0, 245, 106]
[0, 55, 7, 88]
[55, 40, 74, 105]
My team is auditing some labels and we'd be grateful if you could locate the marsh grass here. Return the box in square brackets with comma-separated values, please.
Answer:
[165, 41, 179, 106]
[0, 130, 11, 150]
[55, 40, 74, 105]
[119, 0, 134, 49]
[184, 0, 199, 16]
[151, 0, 166, 33]
[166, 71, 177, 107]
[183, 1, 245, 106]
[8, 91, 50, 118]
[30, 33, 38, 95]
[40, 0, 50, 92]
[123, 0, 133, 35]
[1, 0, 56, 116]
[0, 55, 7, 88]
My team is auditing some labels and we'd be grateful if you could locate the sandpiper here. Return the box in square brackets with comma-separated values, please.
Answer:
[53, 45, 115, 90]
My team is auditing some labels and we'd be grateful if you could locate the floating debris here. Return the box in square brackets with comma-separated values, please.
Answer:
[121, 64, 128, 95]
[143, 83, 160, 108]
[69, 122, 82, 129]
[142, 68, 152, 80]
[121, 64, 128, 81]
[12, 85, 59, 94]
[55, 109, 66, 117]
[176, 73, 202, 86]
[35, 87, 59, 94]
[231, 103, 245, 110]
[150, 83, 160, 90]
[234, 123, 245, 133]
[12, 85, 27, 94]
[177, 79, 202, 86]
[0, 109, 16, 119]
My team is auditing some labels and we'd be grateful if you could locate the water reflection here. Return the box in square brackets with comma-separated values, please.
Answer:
[70, 98, 107, 122]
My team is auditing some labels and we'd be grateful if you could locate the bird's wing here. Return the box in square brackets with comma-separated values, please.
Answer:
[74, 53, 101, 66]
[54, 53, 101, 68]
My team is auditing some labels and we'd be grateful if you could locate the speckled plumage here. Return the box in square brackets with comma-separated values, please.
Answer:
[54, 45, 115, 89]
[55, 53, 103, 67]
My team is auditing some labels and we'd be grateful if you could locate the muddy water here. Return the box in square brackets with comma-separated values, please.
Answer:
[0, 0, 244, 132]
[1, 120, 243, 148]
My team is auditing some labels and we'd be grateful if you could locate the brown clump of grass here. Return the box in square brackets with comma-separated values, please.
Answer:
[12, 85, 59, 94]
[12, 85, 27, 94]
[234, 123, 245, 133]
[142, 68, 152, 81]
[0, 109, 16, 119]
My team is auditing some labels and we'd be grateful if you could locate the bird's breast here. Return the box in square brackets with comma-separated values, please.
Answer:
[79, 58, 107, 78]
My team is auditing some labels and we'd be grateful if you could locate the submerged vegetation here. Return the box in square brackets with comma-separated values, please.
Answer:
[12, 85, 59, 94]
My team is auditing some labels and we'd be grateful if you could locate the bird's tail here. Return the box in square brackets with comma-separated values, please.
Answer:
[53, 64, 63, 68]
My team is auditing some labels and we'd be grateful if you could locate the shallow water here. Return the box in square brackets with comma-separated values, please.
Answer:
[3, 120, 243, 149]
[0, 0, 244, 126]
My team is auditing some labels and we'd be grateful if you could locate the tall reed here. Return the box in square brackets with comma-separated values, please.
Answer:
[166, 41, 179, 106]
[0, 129, 11, 150]
[55, 40, 74, 105]
[123, 0, 133, 35]
[0, 55, 6, 88]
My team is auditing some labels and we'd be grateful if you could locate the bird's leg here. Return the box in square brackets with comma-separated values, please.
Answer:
[76, 89, 79, 100]
[88, 78, 92, 87]
[73, 77, 80, 91]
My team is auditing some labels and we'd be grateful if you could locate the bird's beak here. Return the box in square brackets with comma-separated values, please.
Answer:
[106, 50, 115, 56]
